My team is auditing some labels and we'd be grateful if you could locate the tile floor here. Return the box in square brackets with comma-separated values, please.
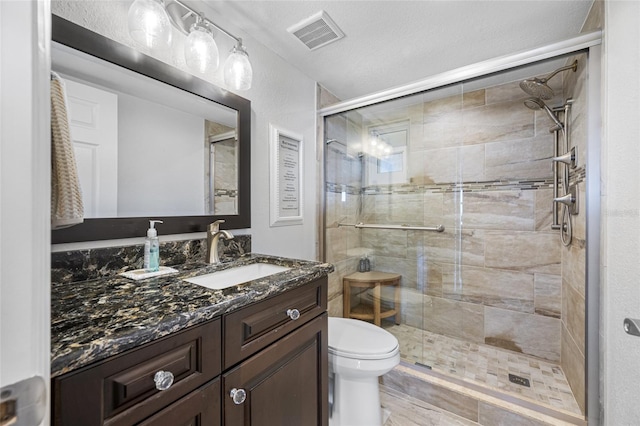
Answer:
[383, 323, 582, 416]
[381, 384, 480, 426]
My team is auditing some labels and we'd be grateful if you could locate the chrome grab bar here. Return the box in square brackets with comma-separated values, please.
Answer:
[338, 222, 445, 232]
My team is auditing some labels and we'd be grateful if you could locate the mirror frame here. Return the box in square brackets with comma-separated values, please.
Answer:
[51, 15, 251, 244]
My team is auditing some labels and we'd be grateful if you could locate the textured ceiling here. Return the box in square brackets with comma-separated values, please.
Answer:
[199, 0, 594, 101]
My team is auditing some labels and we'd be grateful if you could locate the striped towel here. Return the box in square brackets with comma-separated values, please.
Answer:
[51, 72, 84, 229]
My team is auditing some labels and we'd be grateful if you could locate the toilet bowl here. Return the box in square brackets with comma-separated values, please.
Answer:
[328, 317, 400, 426]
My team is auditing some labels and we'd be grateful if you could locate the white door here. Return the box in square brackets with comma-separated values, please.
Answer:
[0, 1, 50, 424]
[64, 78, 118, 218]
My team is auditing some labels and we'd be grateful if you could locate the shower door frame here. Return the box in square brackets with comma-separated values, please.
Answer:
[318, 30, 602, 424]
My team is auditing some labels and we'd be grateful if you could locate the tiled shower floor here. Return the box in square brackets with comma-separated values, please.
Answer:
[382, 323, 582, 416]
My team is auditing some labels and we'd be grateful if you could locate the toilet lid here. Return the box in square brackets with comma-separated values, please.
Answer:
[328, 317, 399, 359]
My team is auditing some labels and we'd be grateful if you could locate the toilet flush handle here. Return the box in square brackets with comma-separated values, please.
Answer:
[287, 308, 301, 320]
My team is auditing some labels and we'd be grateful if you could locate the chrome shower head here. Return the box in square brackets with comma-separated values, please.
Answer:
[519, 60, 578, 100]
[524, 97, 564, 131]
[520, 78, 555, 100]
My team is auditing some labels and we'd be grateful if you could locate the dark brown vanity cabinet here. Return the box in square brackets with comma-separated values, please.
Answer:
[223, 315, 327, 425]
[222, 278, 328, 425]
[52, 276, 328, 425]
[52, 319, 222, 425]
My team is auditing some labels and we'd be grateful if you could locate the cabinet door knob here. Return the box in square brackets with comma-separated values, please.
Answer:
[287, 308, 300, 320]
[230, 388, 247, 405]
[153, 370, 174, 391]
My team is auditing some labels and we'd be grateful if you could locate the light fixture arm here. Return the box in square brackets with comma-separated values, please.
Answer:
[170, 0, 241, 44]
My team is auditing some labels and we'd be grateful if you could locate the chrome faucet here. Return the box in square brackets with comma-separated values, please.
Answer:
[206, 220, 234, 264]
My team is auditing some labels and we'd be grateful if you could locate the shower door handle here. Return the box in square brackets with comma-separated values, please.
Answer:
[623, 318, 640, 337]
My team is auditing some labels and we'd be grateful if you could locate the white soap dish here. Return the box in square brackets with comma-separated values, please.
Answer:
[120, 266, 179, 281]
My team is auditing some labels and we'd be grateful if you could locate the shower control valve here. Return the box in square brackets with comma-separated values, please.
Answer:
[553, 185, 578, 215]
[552, 147, 577, 168]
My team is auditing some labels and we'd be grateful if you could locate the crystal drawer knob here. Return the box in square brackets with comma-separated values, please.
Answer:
[287, 308, 300, 320]
[153, 370, 174, 391]
[230, 388, 247, 405]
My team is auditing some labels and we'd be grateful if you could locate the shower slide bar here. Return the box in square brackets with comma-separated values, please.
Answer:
[338, 222, 445, 232]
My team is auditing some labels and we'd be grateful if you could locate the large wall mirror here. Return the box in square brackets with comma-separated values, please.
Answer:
[51, 16, 250, 244]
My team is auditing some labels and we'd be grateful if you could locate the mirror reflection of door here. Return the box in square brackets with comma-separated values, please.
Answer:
[65, 78, 118, 218]
[206, 121, 238, 215]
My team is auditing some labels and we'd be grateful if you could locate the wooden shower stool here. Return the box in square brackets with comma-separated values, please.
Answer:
[343, 271, 401, 326]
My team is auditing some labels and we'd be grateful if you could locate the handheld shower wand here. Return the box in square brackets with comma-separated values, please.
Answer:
[523, 97, 564, 131]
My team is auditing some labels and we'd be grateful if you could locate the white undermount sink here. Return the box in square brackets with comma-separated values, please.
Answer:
[184, 263, 291, 290]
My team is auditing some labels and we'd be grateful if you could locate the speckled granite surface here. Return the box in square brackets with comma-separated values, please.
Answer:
[51, 253, 333, 378]
[51, 235, 251, 284]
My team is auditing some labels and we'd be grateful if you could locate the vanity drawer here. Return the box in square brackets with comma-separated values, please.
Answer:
[52, 318, 221, 426]
[223, 276, 327, 368]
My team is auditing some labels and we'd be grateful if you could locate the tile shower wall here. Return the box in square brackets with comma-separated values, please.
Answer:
[205, 121, 238, 215]
[325, 73, 578, 364]
[325, 112, 364, 317]
[560, 53, 588, 413]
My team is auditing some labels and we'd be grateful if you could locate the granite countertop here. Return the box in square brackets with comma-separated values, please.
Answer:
[51, 253, 334, 377]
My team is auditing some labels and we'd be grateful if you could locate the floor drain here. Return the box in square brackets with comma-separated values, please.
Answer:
[508, 374, 531, 387]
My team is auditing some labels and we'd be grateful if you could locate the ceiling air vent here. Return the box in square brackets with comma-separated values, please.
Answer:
[287, 11, 345, 51]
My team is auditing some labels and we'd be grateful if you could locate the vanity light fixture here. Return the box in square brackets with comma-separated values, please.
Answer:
[127, 0, 253, 90]
[127, 0, 173, 51]
[184, 14, 219, 75]
[224, 39, 253, 91]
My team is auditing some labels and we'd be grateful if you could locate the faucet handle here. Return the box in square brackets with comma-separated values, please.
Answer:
[208, 219, 225, 233]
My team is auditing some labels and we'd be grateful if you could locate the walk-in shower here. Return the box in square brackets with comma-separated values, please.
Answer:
[323, 51, 593, 423]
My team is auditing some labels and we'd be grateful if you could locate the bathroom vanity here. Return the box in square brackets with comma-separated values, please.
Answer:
[48, 16, 332, 424]
[50, 255, 332, 425]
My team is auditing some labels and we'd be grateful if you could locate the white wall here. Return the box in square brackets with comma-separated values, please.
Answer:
[601, 0, 640, 423]
[51, 0, 318, 260]
[0, 1, 51, 424]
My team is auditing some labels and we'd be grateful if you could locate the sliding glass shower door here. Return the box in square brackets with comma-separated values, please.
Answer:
[323, 53, 588, 416]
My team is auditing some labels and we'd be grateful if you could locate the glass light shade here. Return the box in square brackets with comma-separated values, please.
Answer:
[127, 0, 172, 50]
[224, 43, 253, 91]
[185, 24, 219, 75]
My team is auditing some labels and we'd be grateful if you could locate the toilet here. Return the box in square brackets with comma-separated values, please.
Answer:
[328, 317, 400, 426]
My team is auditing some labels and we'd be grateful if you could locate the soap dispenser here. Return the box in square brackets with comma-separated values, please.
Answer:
[144, 220, 163, 272]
